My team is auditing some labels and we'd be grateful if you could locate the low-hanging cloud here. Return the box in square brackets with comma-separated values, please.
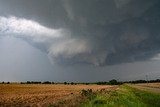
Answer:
[0, 16, 106, 66]
[0, 0, 160, 66]
[0, 16, 65, 41]
[0, 16, 88, 58]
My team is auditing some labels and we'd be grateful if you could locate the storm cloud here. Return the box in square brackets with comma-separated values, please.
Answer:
[0, 0, 160, 66]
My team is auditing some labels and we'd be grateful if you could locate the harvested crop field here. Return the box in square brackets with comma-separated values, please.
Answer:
[130, 83, 160, 93]
[0, 84, 114, 107]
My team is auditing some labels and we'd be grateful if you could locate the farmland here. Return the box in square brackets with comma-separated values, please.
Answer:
[0, 84, 114, 107]
[130, 83, 160, 93]
[0, 83, 160, 107]
[81, 83, 160, 107]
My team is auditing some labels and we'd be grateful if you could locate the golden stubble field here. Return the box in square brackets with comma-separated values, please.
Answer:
[131, 83, 160, 93]
[0, 84, 114, 107]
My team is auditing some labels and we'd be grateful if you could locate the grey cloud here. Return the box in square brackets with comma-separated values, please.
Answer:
[114, 0, 132, 8]
[0, 16, 94, 65]
[0, 0, 160, 66]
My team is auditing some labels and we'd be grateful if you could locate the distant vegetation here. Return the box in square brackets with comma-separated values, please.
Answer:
[20, 81, 53, 84]
[96, 79, 122, 85]
[95, 79, 160, 85]
[124, 79, 160, 84]
[0, 79, 160, 85]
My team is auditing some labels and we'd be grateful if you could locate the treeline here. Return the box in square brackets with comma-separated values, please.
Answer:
[0, 79, 122, 85]
[20, 81, 55, 84]
[0, 81, 10, 84]
[96, 79, 122, 85]
[123, 79, 160, 84]
[95, 79, 160, 85]
[1, 79, 160, 85]
[21, 81, 78, 85]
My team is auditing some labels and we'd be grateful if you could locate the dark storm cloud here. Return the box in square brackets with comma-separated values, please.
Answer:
[0, 0, 160, 66]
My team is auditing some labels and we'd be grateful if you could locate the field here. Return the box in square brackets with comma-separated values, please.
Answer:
[0, 84, 114, 107]
[0, 83, 160, 107]
[130, 83, 160, 93]
[82, 83, 160, 107]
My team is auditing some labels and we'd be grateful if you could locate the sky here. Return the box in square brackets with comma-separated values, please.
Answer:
[0, 0, 160, 82]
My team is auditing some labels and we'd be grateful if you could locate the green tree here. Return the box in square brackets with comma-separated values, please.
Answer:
[109, 79, 118, 85]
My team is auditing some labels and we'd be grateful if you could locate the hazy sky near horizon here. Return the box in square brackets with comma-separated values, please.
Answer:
[0, 0, 160, 82]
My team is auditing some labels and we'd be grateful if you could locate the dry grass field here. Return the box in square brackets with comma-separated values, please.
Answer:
[134, 83, 160, 88]
[0, 84, 114, 107]
[130, 83, 160, 93]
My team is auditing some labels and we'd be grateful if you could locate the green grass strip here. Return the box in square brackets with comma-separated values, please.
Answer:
[81, 85, 160, 107]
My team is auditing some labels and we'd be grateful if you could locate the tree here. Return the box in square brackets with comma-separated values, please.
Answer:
[27, 81, 31, 84]
[64, 82, 67, 85]
[43, 81, 51, 84]
[108, 79, 118, 85]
